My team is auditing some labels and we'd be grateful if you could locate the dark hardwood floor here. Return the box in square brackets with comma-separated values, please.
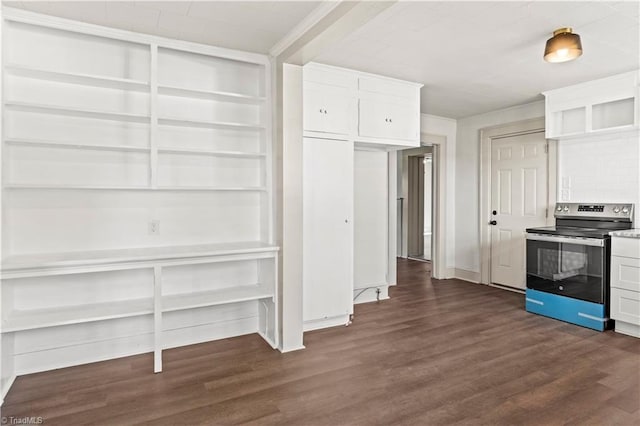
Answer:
[3, 258, 640, 425]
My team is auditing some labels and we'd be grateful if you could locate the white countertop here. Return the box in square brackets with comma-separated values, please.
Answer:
[610, 229, 640, 239]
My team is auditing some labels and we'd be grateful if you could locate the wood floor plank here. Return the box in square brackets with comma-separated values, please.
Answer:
[2, 258, 639, 425]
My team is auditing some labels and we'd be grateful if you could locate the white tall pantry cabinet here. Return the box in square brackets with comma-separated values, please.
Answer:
[0, 8, 278, 403]
[303, 138, 354, 327]
[302, 63, 421, 331]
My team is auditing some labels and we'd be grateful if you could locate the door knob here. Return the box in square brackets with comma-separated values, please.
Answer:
[492, 210, 497, 215]
[489, 220, 497, 225]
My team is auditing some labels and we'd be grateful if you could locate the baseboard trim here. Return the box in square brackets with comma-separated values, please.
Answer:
[454, 268, 481, 283]
[486, 282, 525, 294]
[279, 344, 306, 353]
[303, 315, 350, 332]
[1, 375, 16, 406]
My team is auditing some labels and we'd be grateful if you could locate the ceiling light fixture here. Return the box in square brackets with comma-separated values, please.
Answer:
[544, 27, 583, 63]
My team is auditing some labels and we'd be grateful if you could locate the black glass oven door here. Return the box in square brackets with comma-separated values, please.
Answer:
[526, 234, 606, 304]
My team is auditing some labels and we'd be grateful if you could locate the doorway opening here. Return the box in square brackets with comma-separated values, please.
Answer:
[407, 153, 433, 261]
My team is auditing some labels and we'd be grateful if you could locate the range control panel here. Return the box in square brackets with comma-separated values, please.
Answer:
[554, 203, 634, 220]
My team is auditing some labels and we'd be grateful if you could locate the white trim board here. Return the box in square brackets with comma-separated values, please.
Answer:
[453, 269, 480, 284]
[269, 1, 343, 58]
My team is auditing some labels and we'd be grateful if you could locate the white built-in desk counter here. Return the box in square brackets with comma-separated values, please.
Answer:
[1, 242, 279, 278]
[0, 243, 279, 402]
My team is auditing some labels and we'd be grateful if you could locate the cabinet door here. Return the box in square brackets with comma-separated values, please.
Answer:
[303, 137, 353, 322]
[358, 98, 390, 139]
[303, 82, 351, 135]
[387, 101, 419, 141]
[611, 255, 640, 292]
[303, 82, 326, 133]
[322, 86, 351, 135]
[611, 288, 640, 325]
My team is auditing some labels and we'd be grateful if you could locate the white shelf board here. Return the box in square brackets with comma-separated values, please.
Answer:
[4, 184, 266, 192]
[5, 101, 150, 123]
[5, 137, 150, 153]
[157, 147, 265, 158]
[1, 242, 279, 273]
[4, 184, 151, 190]
[158, 117, 264, 131]
[1, 298, 153, 333]
[163, 286, 273, 313]
[6, 64, 150, 92]
[155, 186, 267, 192]
[158, 85, 265, 104]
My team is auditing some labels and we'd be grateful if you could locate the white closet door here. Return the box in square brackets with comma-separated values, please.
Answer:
[303, 137, 353, 323]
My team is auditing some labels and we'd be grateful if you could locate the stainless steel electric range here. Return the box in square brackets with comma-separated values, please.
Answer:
[525, 203, 634, 331]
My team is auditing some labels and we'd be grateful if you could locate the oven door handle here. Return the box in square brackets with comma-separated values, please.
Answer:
[526, 233, 604, 247]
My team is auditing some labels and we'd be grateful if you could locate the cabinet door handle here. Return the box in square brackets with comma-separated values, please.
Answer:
[319, 108, 323, 113]
[324, 109, 328, 114]
[385, 118, 388, 122]
[389, 118, 392, 123]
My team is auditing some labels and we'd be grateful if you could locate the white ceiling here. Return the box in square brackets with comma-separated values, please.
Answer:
[3, 1, 322, 54]
[4, 1, 640, 118]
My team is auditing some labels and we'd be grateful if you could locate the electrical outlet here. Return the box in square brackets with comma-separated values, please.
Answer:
[149, 220, 160, 235]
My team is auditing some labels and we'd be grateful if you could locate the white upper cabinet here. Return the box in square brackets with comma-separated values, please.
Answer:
[544, 70, 640, 139]
[303, 81, 351, 135]
[303, 63, 422, 149]
[303, 65, 355, 136]
[359, 95, 419, 142]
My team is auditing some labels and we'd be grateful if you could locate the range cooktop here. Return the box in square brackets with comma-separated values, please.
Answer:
[525, 226, 613, 239]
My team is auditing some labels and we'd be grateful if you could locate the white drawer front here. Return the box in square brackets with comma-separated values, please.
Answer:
[611, 255, 640, 292]
[611, 288, 640, 325]
[611, 237, 640, 258]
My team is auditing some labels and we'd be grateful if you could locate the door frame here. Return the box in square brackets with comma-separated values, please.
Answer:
[399, 133, 446, 279]
[479, 117, 557, 285]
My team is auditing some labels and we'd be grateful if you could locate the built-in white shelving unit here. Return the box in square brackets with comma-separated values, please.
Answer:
[0, 8, 276, 404]
[544, 70, 640, 139]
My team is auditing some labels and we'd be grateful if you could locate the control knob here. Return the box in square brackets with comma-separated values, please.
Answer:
[613, 207, 621, 213]
[556, 205, 563, 212]
[622, 207, 629, 214]
[563, 206, 569, 212]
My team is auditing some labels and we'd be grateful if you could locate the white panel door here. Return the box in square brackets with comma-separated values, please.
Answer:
[303, 137, 353, 322]
[354, 150, 388, 290]
[490, 132, 547, 289]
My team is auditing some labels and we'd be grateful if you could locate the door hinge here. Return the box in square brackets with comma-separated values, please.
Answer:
[544, 144, 549, 154]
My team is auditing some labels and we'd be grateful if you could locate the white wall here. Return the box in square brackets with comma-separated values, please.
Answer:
[558, 131, 640, 224]
[455, 101, 545, 274]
